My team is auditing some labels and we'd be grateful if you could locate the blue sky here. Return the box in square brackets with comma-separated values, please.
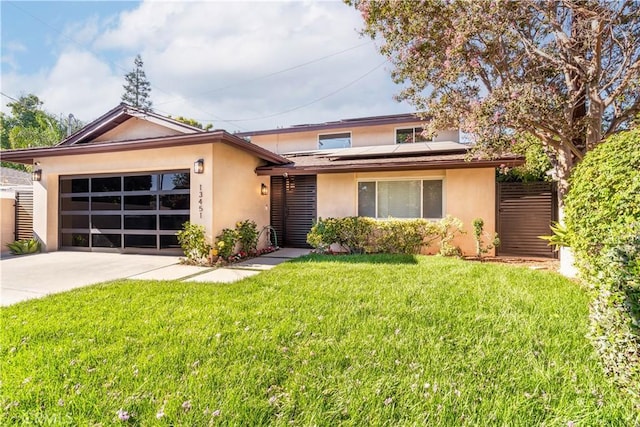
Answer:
[1, 0, 412, 132]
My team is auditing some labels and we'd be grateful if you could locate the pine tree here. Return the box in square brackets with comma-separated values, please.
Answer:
[121, 54, 152, 110]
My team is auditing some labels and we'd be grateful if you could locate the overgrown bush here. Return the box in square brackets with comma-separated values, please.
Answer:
[6, 238, 41, 255]
[564, 128, 640, 406]
[236, 220, 258, 255]
[307, 216, 464, 255]
[177, 222, 211, 263]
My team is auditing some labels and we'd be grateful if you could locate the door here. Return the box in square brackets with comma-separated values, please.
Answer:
[496, 182, 558, 258]
[270, 175, 316, 248]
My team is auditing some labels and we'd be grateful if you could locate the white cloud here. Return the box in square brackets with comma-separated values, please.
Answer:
[3, 0, 413, 132]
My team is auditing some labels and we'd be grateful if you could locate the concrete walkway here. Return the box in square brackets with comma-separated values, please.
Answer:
[0, 248, 311, 306]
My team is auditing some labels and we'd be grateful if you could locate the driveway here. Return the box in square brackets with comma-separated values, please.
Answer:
[0, 252, 180, 306]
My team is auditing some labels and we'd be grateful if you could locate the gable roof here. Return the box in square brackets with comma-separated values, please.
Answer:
[0, 131, 291, 166]
[58, 104, 204, 146]
[235, 113, 427, 137]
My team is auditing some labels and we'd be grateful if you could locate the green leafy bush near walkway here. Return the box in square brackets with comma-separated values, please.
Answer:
[1, 255, 637, 425]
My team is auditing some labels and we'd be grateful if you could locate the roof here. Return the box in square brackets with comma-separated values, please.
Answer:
[0, 167, 32, 186]
[255, 143, 524, 175]
[235, 113, 428, 137]
[0, 131, 291, 166]
[58, 103, 204, 146]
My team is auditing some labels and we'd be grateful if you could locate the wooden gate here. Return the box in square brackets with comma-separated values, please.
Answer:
[496, 182, 557, 258]
[15, 189, 34, 240]
[270, 175, 317, 248]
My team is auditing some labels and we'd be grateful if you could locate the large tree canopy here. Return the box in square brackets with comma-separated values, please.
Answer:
[350, 0, 640, 198]
[1, 94, 82, 170]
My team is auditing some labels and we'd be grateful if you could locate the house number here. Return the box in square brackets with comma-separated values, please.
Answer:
[198, 184, 204, 218]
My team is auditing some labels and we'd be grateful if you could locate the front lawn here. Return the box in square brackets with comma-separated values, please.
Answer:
[1, 255, 636, 425]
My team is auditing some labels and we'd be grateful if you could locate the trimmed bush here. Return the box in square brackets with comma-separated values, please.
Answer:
[307, 216, 463, 255]
[177, 222, 211, 263]
[564, 128, 640, 406]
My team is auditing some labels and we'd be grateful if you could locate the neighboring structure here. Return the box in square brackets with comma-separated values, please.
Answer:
[1, 167, 33, 253]
[1, 105, 524, 256]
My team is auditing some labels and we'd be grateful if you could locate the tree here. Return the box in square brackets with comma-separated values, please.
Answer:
[1, 94, 82, 170]
[121, 54, 152, 110]
[350, 0, 640, 202]
[173, 116, 213, 131]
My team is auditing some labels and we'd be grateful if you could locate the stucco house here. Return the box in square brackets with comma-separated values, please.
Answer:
[1, 104, 525, 256]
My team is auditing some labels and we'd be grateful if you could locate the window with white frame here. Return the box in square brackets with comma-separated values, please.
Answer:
[395, 127, 432, 144]
[357, 179, 443, 219]
[318, 132, 351, 149]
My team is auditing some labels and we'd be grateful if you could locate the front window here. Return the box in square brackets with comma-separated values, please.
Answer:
[396, 127, 432, 144]
[318, 132, 351, 150]
[357, 179, 443, 219]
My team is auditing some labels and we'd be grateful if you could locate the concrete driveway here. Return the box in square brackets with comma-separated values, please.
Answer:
[0, 252, 180, 306]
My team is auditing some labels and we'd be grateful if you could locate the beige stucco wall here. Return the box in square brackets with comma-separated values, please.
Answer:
[316, 168, 496, 256]
[251, 123, 459, 154]
[211, 143, 271, 248]
[1, 192, 15, 253]
[32, 143, 269, 252]
[93, 118, 184, 142]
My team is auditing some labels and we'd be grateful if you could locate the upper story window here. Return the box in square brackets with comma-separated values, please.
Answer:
[396, 127, 432, 144]
[318, 132, 351, 150]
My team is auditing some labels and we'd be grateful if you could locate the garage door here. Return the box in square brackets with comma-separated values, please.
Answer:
[59, 171, 190, 254]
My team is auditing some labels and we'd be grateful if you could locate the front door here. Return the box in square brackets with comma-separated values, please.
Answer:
[270, 175, 316, 248]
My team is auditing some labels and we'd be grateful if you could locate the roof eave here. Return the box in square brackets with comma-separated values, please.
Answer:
[1, 131, 290, 165]
[255, 157, 524, 176]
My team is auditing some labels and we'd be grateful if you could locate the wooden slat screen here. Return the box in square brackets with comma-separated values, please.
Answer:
[497, 182, 557, 258]
[270, 176, 285, 247]
[283, 175, 316, 248]
[15, 190, 34, 240]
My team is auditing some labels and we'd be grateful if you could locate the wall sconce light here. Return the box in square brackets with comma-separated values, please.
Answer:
[261, 183, 268, 196]
[194, 159, 204, 174]
[32, 169, 42, 182]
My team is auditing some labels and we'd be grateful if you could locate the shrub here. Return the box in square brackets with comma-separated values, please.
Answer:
[435, 215, 464, 256]
[6, 238, 41, 255]
[564, 128, 640, 271]
[472, 218, 499, 258]
[215, 228, 239, 259]
[564, 128, 640, 406]
[307, 217, 457, 255]
[236, 220, 258, 255]
[177, 222, 211, 263]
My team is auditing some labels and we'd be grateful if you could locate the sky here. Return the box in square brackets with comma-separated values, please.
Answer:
[1, 0, 414, 133]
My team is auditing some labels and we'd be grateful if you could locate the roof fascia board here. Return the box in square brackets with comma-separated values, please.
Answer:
[236, 113, 428, 137]
[255, 158, 524, 176]
[1, 131, 290, 165]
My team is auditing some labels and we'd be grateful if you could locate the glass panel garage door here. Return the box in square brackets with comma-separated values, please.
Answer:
[59, 171, 190, 254]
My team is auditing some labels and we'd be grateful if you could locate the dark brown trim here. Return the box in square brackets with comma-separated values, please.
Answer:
[58, 104, 204, 146]
[236, 113, 429, 137]
[255, 158, 524, 176]
[1, 131, 291, 165]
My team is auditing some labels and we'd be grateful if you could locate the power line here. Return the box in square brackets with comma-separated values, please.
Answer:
[222, 59, 389, 122]
[0, 92, 20, 103]
[154, 41, 374, 107]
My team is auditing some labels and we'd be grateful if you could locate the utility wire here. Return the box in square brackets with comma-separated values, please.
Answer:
[222, 59, 389, 122]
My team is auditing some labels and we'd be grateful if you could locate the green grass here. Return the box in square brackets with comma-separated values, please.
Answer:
[1, 255, 636, 426]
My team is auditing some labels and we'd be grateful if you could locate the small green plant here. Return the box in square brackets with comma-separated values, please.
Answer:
[538, 221, 569, 251]
[6, 238, 41, 255]
[215, 228, 239, 259]
[472, 218, 499, 258]
[236, 220, 258, 255]
[176, 222, 211, 263]
[436, 215, 464, 256]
